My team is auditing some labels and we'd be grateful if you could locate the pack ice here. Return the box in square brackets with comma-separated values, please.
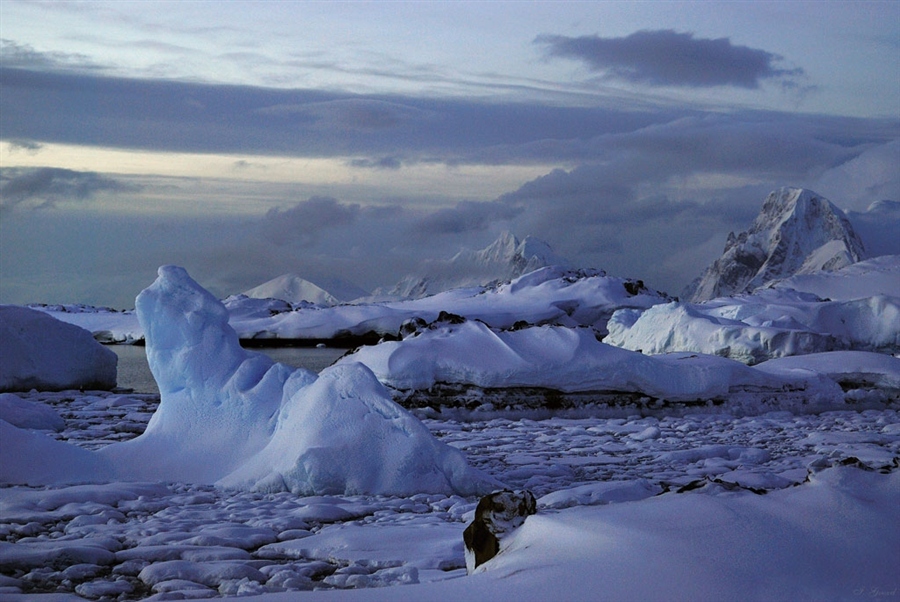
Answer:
[6, 266, 494, 496]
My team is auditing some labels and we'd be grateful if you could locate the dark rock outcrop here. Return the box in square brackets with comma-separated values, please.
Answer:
[463, 489, 537, 573]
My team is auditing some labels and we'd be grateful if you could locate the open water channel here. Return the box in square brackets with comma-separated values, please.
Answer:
[110, 345, 348, 395]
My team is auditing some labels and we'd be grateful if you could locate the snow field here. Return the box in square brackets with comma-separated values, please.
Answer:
[1, 388, 897, 600]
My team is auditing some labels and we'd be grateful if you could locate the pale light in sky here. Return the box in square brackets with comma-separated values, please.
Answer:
[1, 1, 898, 306]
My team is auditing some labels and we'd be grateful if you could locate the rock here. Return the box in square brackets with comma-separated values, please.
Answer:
[463, 489, 536, 573]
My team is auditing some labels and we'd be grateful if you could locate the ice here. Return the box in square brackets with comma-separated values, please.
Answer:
[605, 287, 900, 363]
[338, 319, 843, 410]
[91, 265, 493, 496]
[0, 391, 897, 599]
[0, 393, 65, 431]
[0, 305, 117, 392]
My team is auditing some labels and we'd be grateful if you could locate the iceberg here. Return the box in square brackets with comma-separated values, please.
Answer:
[337, 318, 844, 412]
[97, 266, 493, 496]
[0, 305, 117, 392]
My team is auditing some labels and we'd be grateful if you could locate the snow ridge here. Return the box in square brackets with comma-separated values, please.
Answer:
[686, 188, 866, 302]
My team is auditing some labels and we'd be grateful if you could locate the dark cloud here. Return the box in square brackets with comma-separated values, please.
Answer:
[6, 139, 44, 153]
[349, 156, 404, 170]
[261, 196, 361, 246]
[414, 201, 523, 236]
[0, 65, 679, 161]
[0, 39, 107, 73]
[536, 30, 803, 88]
[0, 167, 139, 213]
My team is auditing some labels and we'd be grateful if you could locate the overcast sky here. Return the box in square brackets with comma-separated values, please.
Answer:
[1, 1, 898, 307]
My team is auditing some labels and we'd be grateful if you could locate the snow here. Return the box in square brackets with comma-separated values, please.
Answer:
[337, 319, 844, 410]
[605, 287, 900, 363]
[37, 265, 669, 345]
[381, 231, 568, 299]
[242, 274, 354, 306]
[686, 187, 866, 301]
[768, 254, 900, 300]
[0, 305, 117, 392]
[1, 253, 899, 600]
[0, 393, 65, 431]
[1, 394, 897, 600]
[89, 265, 493, 496]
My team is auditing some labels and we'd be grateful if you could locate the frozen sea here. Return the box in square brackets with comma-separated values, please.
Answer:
[2, 379, 898, 600]
[110, 346, 348, 396]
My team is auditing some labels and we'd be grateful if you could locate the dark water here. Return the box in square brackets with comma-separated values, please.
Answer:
[110, 345, 348, 395]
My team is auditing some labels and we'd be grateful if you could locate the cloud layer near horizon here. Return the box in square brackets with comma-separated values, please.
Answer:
[1, 39, 898, 307]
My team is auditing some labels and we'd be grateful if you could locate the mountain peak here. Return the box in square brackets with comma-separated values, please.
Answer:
[242, 274, 368, 305]
[685, 187, 866, 302]
[386, 232, 569, 299]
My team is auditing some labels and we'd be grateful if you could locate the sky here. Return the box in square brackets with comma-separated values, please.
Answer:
[1, 1, 898, 308]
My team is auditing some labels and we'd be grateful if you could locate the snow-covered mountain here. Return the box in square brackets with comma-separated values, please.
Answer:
[242, 273, 368, 305]
[384, 232, 569, 299]
[685, 187, 866, 302]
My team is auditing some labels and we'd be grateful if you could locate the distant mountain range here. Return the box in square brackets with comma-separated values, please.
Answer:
[244, 232, 570, 305]
[380, 231, 569, 300]
[684, 187, 867, 302]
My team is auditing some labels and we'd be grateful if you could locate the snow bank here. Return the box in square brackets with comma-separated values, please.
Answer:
[605, 288, 900, 363]
[756, 351, 900, 391]
[97, 266, 492, 496]
[338, 320, 842, 408]
[245, 466, 900, 602]
[0, 393, 65, 431]
[228, 266, 669, 341]
[0, 419, 115, 485]
[0, 305, 117, 392]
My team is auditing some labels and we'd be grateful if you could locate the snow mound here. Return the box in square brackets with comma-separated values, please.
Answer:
[686, 187, 866, 302]
[0, 419, 115, 485]
[0, 305, 117, 392]
[0, 392, 65, 431]
[98, 265, 492, 496]
[338, 320, 842, 408]
[606, 288, 900, 363]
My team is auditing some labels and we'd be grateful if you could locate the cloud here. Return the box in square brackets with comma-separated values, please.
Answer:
[261, 196, 362, 246]
[0, 39, 106, 73]
[413, 200, 523, 236]
[349, 156, 404, 170]
[536, 30, 803, 89]
[6, 139, 44, 153]
[0, 167, 139, 213]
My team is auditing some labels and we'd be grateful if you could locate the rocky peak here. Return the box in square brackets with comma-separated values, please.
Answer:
[685, 187, 866, 302]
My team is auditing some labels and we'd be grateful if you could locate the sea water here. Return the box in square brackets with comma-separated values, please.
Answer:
[110, 345, 348, 395]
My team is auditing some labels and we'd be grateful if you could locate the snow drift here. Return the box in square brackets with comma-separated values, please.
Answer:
[0, 305, 117, 392]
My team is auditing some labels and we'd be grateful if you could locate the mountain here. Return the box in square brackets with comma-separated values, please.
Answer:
[383, 232, 569, 299]
[685, 187, 867, 302]
[242, 274, 368, 305]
